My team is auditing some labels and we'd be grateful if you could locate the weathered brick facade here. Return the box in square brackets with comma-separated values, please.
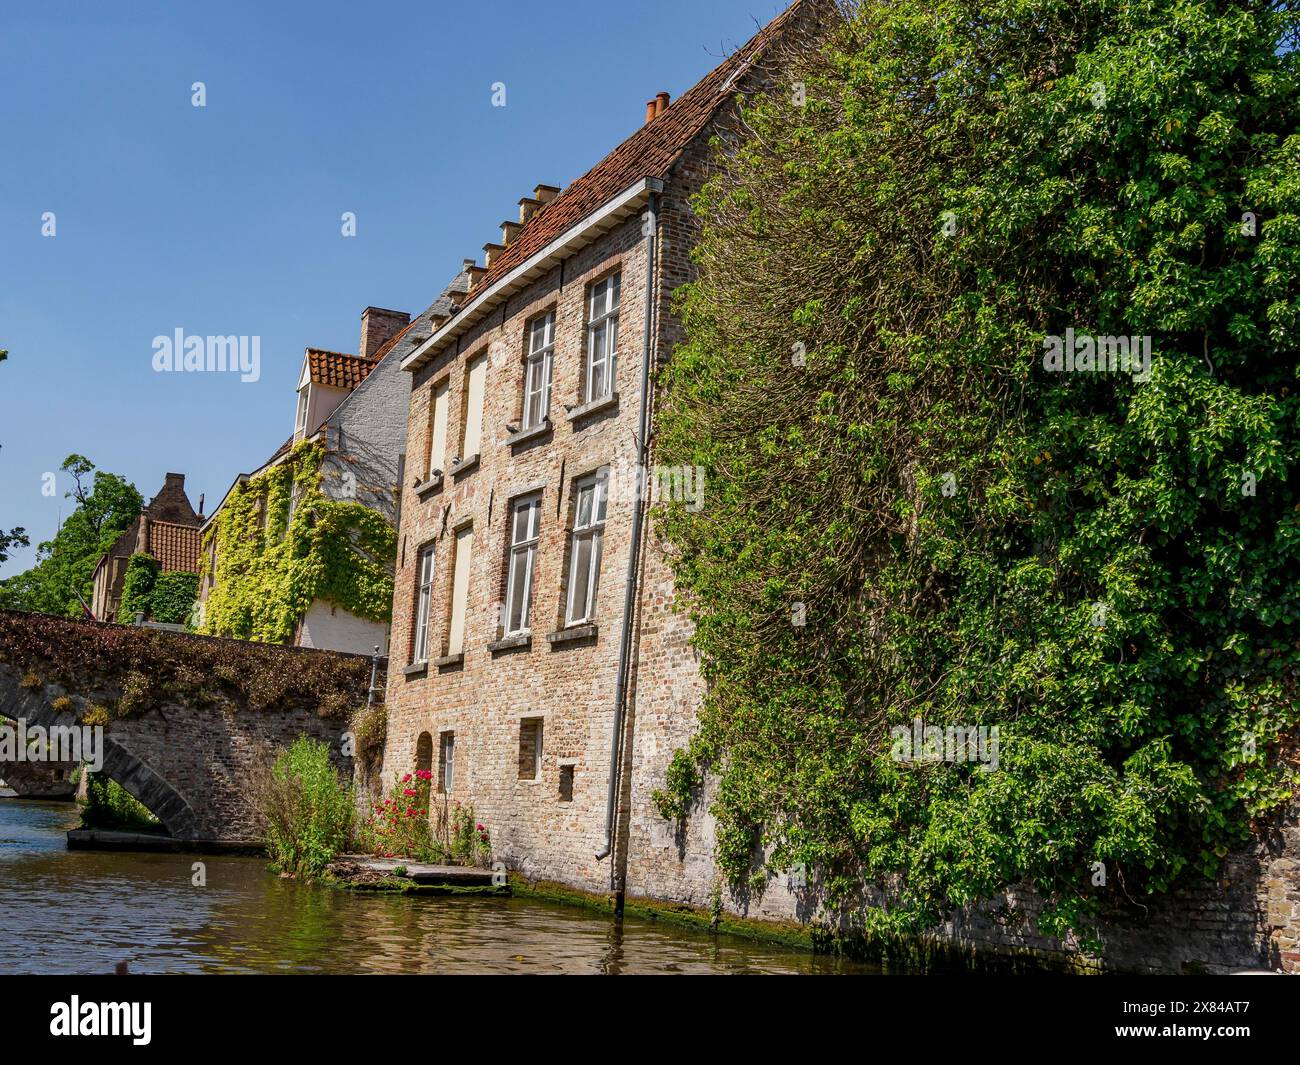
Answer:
[380, 0, 1300, 973]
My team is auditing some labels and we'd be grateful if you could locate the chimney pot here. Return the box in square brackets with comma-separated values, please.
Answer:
[534, 184, 561, 204]
[500, 220, 521, 245]
[466, 264, 488, 289]
[646, 99, 657, 125]
[656, 91, 670, 117]
[518, 197, 542, 223]
[483, 242, 505, 268]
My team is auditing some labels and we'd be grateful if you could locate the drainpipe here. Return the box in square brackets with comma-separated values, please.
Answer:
[596, 189, 658, 880]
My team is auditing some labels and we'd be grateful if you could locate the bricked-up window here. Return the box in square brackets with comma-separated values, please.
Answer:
[558, 764, 574, 803]
[565, 473, 609, 625]
[439, 732, 455, 794]
[426, 377, 450, 478]
[447, 525, 473, 656]
[504, 495, 541, 635]
[585, 273, 620, 403]
[523, 312, 555, 429]
[412, 543, 436, 664]
[460, 354, 488, 460]
[415, 732, 433, 777]
[518, 718, 543, 781]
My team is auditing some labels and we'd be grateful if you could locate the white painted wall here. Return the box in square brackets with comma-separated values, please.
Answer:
[297, 599, 389, 656]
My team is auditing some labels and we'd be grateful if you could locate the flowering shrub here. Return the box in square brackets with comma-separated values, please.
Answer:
[450, 802, 492, 869]
[355, 771, 445, 863]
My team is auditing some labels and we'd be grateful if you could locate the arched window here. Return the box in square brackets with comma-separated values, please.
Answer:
[415, 732, 433, 778]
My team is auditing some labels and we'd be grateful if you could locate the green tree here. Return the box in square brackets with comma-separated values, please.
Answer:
[0, 348, 28, 565]
[655, 0, 1300, 943]
[0, 456, 143, 617]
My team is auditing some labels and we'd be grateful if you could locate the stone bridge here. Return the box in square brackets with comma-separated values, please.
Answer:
[0, 610, 375, 842]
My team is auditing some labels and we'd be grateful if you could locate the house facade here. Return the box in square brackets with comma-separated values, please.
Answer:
[197, 304, 427, 654]
[90, 472, 202, 623]
[381, 0, 827, 914]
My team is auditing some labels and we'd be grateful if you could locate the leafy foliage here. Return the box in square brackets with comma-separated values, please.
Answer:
[116, 554, 158, 623]
[655, 0, 1300, 941]
[201, 441, 396, 644]
[252, 736, 354, 878]
[80, 773, 161, 830]
[0, 456, 142, 617]
[0, 609, 370, 721]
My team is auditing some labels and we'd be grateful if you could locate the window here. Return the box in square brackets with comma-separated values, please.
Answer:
[415, 732, 433, 777]
[461, 354, 487, 460]
[565, 474, 608, 625]
[295, 386, 309, 436]
[518, 718, 543, 781]
[447, 525, 473, 656]
[558, 765, 574, 803]
[585, 273, 620, 402]
[504, 496, 541, 635]
[523, 312, 555, 429]
[412, 544, 436, 664]
[439, 732, 455, 794]
[426, 378, 450, 478]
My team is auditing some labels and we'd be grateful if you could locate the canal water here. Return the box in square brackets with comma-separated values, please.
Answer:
[0, 798, 876, 974]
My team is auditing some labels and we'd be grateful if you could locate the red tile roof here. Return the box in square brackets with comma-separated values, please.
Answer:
[307, 348, 375, 389]
[148, 520, 202, 574]
[445, 0, 820, 322]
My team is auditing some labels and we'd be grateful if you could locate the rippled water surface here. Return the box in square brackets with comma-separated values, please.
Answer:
[0, 799, 875, 974]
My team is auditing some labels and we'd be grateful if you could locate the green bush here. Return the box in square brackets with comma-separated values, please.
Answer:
[150, 571, 199, 625]
[116, 554, 158, 623]
[80, 773, 160, 830]
[253, 736, 354, 878]
[656, 0, 1300, 943]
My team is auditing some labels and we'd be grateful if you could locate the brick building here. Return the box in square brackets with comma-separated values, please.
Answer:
[382, 0, 830, 905]
[198, 304, 431, 653]
[90, 472, 202, 623]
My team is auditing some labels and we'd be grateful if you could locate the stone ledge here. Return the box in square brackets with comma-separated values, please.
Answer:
[413, 472, 444, 499]
[488, 633, 532, 654]
[432, 652, 464, 669]
[506, 420, 552, 447]
[402, 662, 428, 679]
[565, 392, 619, 423]
[450, 453, 481, 477]
[546, 624, 598, 646]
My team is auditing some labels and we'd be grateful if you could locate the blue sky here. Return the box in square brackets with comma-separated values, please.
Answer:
[0, 0, 786, 575]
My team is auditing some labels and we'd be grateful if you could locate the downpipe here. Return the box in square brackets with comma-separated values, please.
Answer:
[595, 190, 658, 892]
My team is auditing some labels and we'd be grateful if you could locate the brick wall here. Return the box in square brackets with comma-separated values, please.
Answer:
[382, 209, 651, 892]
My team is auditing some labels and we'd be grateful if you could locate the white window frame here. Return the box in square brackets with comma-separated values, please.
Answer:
[295, 386, 309, 436]
[585, 273, 620, 403]
[504, 494, 542, 636]
[439, 732, 455, 794]
[412, 543, 436, 664]
[523, 312, 555, 429]
[565, 473, 608, 625]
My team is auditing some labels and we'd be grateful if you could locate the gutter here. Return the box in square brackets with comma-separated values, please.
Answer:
[595, 187, 658, 884]
[401, 177, 664, 375]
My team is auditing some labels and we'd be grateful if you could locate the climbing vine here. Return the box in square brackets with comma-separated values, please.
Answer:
[654, 0, 1300, 944]
[201, 442, 396, 645]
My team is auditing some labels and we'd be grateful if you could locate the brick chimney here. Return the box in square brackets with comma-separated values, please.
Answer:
[360, 307, 412, 361]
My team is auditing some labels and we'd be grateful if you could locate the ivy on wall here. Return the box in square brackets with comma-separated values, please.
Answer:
[117, 554, 158, 623]
[200, 442, 396, 645]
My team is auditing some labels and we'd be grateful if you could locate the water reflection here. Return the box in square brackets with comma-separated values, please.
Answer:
[0, 800, 875, 975]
